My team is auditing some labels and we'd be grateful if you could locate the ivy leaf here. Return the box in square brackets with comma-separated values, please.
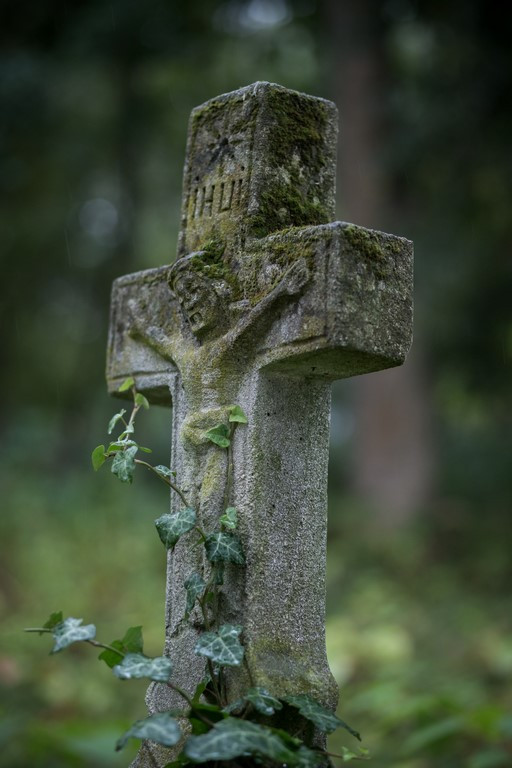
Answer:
[283, 694, 361, 740]
[224, 687, 283, 717]
[111, 445, 138, 483]
[205, 423, 230, 448]
[205, 532, 245, 565]
[113, 653, 173, 682]
[184, 718, 296, 763]
[43, 611, 63, 631]
[155, 508, 196, 549]
[135, 392, 150, 410]
[51, 617, 96, 654]
[118, 423, 134, 438]
[219, 507, 238, 530]
[98, 625, 144, 668]
[155, 465, 173, 478]
[194, 624, 244, 667]
[191, 679, 208, 705]
[91, 445, 106, 471]
[339, 747, 370, 762]
[138, 445, 152, 453]
[228, 404, 248, 423]
[118, 377, 135, 392]
[108, 409, 127, 435]
[116, 712, 181, 751]
[106, 442, 124, 453]
[184, 573, 206, 619]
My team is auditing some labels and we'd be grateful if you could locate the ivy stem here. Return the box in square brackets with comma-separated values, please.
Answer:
[166, 681, 194, 709]
[86, 639, 125, 655]
[134, 460, 189, 506]
[223, 422, 235, 510]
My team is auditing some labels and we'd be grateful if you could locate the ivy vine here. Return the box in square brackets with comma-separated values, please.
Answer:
[26, 378, 367, 766]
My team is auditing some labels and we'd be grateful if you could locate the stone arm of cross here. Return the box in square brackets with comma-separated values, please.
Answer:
[125, 296, 176, 363]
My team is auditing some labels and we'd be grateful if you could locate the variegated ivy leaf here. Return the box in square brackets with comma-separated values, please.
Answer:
[228, 404, 248, 423]
[283, 694, 361, 740]
[234, 687, 283, 716]
[204, 423, 230, 448]
[184, 718, 296, 763]
[111, 445, 138, 483]
[205, 532, 245, 565]
[155, 508, 196, 549]
[154, 465, 173, 478]
[116, 711, 181, 751]
[51, 617, 96, 653]
[219, 507, 238, 530]
[113, 652, 173, 682]
[108, 409, 127, 435]
[194, 624, 244, 667]
[184, 573, 206, 619]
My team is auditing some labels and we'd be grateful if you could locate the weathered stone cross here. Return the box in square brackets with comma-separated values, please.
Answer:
[107, 82, 412, 766]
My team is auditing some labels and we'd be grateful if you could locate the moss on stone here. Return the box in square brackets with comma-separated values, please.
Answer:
[343, 224, 394, 281]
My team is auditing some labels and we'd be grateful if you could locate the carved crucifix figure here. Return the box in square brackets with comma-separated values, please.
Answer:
[107, 82, 413, 767]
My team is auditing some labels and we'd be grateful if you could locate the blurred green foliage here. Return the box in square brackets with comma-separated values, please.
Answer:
[1, 0, 510, 766]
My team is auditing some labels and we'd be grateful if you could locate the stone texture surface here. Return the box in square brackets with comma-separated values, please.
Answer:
[106, 81, 413, 767]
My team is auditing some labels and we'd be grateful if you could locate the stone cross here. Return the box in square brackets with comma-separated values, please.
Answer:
[107, 81, 412, 766]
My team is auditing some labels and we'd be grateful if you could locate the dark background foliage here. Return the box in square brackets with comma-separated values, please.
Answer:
[1, 1, 511, 766]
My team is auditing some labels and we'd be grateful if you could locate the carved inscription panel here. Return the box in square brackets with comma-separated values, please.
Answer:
[179, 92, 256, 257]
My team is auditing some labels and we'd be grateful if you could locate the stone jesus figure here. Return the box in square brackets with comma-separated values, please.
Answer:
[127, 249, 310, 545]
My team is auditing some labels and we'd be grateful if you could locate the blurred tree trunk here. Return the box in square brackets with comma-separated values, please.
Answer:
[324, 0, 433, 525]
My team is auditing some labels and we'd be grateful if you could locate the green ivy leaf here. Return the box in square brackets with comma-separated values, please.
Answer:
[219, 507, 238, 530]
[228, 404, 248, 423]
[99, 626, 143, 668]
[184, 573, 206, 619]
[108, 409, 127, 435]
[135, 392, 150, 410]
[155, 508, 196, 549]
[51, 617, 96, 653]
[113, 653, 173, 682]
[205, 423, 230, 448]
[184, 718, 296, 763]
[340, 747, 370, 762]
[91, 445, 106, 471]
[138, 445, 152, 453]
[283, 694, 361, 739]
[43, 611, 63, 631]
[118, 377, 135, 392]
[194, 624, 244, 667]
[111, 445, 138, 483]
[191, 680, 208, 706]
[224, 687, 283, 717]
[205, 532, 245, 565]
[106, 442, 124, 452]
[116, 712, 181, 751]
